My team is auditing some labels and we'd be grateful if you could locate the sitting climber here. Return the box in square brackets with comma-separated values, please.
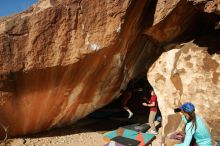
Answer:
[168, 102, 212, 146]
[142, 90, 158, 134]
[120, 89, 133, 118]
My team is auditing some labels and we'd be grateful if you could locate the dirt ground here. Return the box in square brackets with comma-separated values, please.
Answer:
[8, 132, 105, 146]
[1, 118, 107, 146]
[1, 103, 162, 146]
[5, 131, 161, 146]
[1, 118, 162, 146]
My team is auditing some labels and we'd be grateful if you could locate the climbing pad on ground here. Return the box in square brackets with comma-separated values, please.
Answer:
[103, 126, 155, 146]
[121, 123, 150, 133]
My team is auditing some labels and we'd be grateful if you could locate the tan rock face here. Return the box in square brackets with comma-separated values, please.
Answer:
[188, 0, 220, 15]
[144, 0, 197, 43]
[144, 0, 220, 43]
[0, 0, 150, 137]
[1, 0, 220, 141]
[0, 0, 130, 72]
[145, 1, 220, 143]
[148, 41, 220, 141]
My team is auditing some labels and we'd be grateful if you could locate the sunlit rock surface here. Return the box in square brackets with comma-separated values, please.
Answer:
[0, 0, 150, 137]
[1, 0, 220, 141]
[144, 0, 197, 43]
[144, 0, 220, 43]
[145, 0, 220, 144]
[148, 41, 220, 143]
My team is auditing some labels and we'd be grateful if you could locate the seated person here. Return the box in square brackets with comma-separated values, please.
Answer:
[167, 102, 212, 146]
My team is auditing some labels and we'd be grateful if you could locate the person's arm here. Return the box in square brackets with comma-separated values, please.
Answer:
[146, 102, 156, 107]
[175, 123, 195, 146]
[142, 102, 155, 107]
[142, 95, 156, 107]
[176, 116, 186, 132]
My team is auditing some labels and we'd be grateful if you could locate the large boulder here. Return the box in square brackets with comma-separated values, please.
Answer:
[145, 0, 220, 145]
[1, 0, 220, 142]
[0, 0, 150, 137]
[148, 41, 220, 144]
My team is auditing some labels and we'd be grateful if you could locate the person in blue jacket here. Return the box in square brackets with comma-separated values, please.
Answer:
[174, 102, 212, 146]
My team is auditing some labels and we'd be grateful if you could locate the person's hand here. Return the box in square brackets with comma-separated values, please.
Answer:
[142, 102, 148, 106]
[178, 131, 185, 136]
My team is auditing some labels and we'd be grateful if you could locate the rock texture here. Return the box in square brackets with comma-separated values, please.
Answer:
[144, 0, 220, 43]
[143, 0, 197, 43]
[145, 0, 220, 145]
[1, 0, 220, 143]
[0, 0, 150, 137]
[148, 41, 220, 143]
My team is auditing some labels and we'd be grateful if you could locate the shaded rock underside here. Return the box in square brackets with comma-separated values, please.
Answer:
[0, 0, 220, 142]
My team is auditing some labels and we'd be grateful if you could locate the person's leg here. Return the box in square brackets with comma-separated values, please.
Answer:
[148, 111, 157, 131]
[123, 106, 133, 118]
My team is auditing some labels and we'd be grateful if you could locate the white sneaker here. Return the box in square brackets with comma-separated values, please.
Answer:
[128, 112, 133, 119]
[149, 130, 158, 135]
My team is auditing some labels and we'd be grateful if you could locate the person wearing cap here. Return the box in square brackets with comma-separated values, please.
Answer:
[174, 102, 212, 146]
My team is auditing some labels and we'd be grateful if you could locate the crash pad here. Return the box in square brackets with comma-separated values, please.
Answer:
[112, 136, 140, 146]
[103, 127, 155, 146]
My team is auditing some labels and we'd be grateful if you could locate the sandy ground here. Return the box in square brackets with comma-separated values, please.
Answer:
[1, 107, 163, 146]
[1, 118, 107, 146]
[1, 120, 162, 146]
[5, 132, 161, 146]
[5, 132, 162, 146]
[8, 132, 105, 146]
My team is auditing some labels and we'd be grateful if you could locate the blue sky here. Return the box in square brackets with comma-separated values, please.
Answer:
[0, 0, 38, 17]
